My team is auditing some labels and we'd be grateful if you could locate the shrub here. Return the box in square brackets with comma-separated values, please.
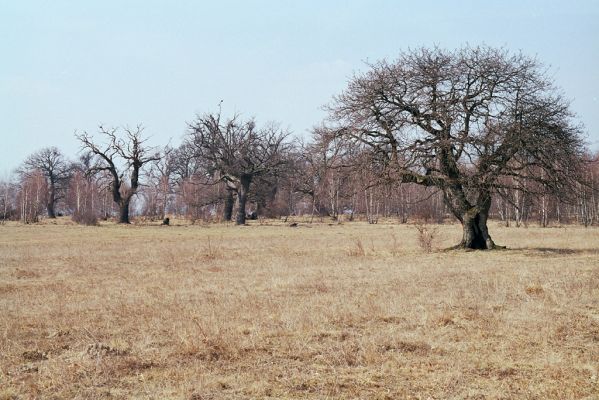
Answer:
[348, 238, 366, 257]
[72, 210, 98, 226]
[415, 223, 437, 253]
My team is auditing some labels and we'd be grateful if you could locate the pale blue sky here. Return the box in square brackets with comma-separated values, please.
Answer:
[1, 1, 598, 175]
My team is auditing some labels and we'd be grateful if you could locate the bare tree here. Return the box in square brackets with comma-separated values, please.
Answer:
[66, 153, 103, 225]
[76, 125, 160, 224]
[16, 170, 47, 223]
[0, 175, 17, 223]
[288, 134, 338, 221]
[327, 46, 586, 249]
[171, 141, 203, 183]
[141, 146, 178, 220]
[187, 112, 290, 225]
[18, 147, 71, 218]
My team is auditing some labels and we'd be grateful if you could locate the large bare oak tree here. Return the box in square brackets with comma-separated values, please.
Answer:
[327, 46, 586, 249]
[76, 126, 160, 224]
[187, 112, 290, 225]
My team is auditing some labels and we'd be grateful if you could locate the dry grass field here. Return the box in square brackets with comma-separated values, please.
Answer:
[0, 219, 598, 399]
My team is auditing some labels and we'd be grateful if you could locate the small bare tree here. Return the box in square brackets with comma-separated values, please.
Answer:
[142, 146, 177, 220]
[76, 125, 160, 224]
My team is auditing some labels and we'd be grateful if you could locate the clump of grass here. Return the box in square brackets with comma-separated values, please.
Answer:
[205, 236, 222, 260]
[196, 236, 224, 261]
[86, 341, 129, 357]
[13, 268, 40, 279]
[22, 349, 48, 361]
[0, 388, 19, 400]
[415, 223, 438, 253]
[348, 238, 366, 257]
[178, 319, 237, 362]
[525, 283, 545, 296]
[436, 312, 455, 326]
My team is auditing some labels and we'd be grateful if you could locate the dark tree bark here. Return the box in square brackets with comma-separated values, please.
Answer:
[236, 175, 252, 225]
[223, 188, 235, 221]
[47, 185, 56, 218]
[118, 200, 130, 224]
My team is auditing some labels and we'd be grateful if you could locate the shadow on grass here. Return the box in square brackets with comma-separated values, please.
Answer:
[444, 246, 599, 255]
[518, 247, 599, 255]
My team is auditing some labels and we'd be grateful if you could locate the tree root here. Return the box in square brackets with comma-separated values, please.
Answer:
[443, 243, 507, 251]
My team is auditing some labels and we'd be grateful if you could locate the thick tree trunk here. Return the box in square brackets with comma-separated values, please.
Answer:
[445, 190, 499, 250]
[47, 201, 56, 219]
[236, 175, 252, 225]
[47, 187, 56, 218]
[118, 199, 131, 224]
[223, 189, 234, 221]
[460, 209, 495, 249]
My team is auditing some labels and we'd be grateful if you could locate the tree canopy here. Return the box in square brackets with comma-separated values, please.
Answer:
[326, 46, 586, 249]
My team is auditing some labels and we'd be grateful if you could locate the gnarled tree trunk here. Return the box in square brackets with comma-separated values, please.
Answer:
[223, 189, 234, 221]
[458, 197, 496, 250]
[118, 198, 131, 224]
[47, 187, 56, 219]
[460, 209, 495, 249]
[236, 175, 252, 225]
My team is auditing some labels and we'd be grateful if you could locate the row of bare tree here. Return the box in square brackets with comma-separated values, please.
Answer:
[1, 46, 597, 248]
[2, 126, 598, 227]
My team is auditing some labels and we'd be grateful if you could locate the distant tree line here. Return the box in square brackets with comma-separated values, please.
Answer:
[2, 126, 597, 228]
[1, 46, 597, 246]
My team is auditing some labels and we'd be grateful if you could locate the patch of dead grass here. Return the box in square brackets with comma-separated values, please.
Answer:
[0, 221, 598, 398]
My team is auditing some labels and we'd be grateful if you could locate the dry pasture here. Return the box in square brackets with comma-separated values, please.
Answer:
[0, 220, 598, 399]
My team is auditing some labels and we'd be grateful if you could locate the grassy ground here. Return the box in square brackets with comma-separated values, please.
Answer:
[0, 219, 598, 399]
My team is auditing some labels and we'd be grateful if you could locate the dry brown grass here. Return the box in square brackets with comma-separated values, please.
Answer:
[0, 219, 598, 399]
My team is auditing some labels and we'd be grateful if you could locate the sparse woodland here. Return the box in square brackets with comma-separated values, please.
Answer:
[2, 47, 598, 249]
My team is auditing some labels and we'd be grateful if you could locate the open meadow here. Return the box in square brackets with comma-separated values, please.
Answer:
[0, 220, 598, 399]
